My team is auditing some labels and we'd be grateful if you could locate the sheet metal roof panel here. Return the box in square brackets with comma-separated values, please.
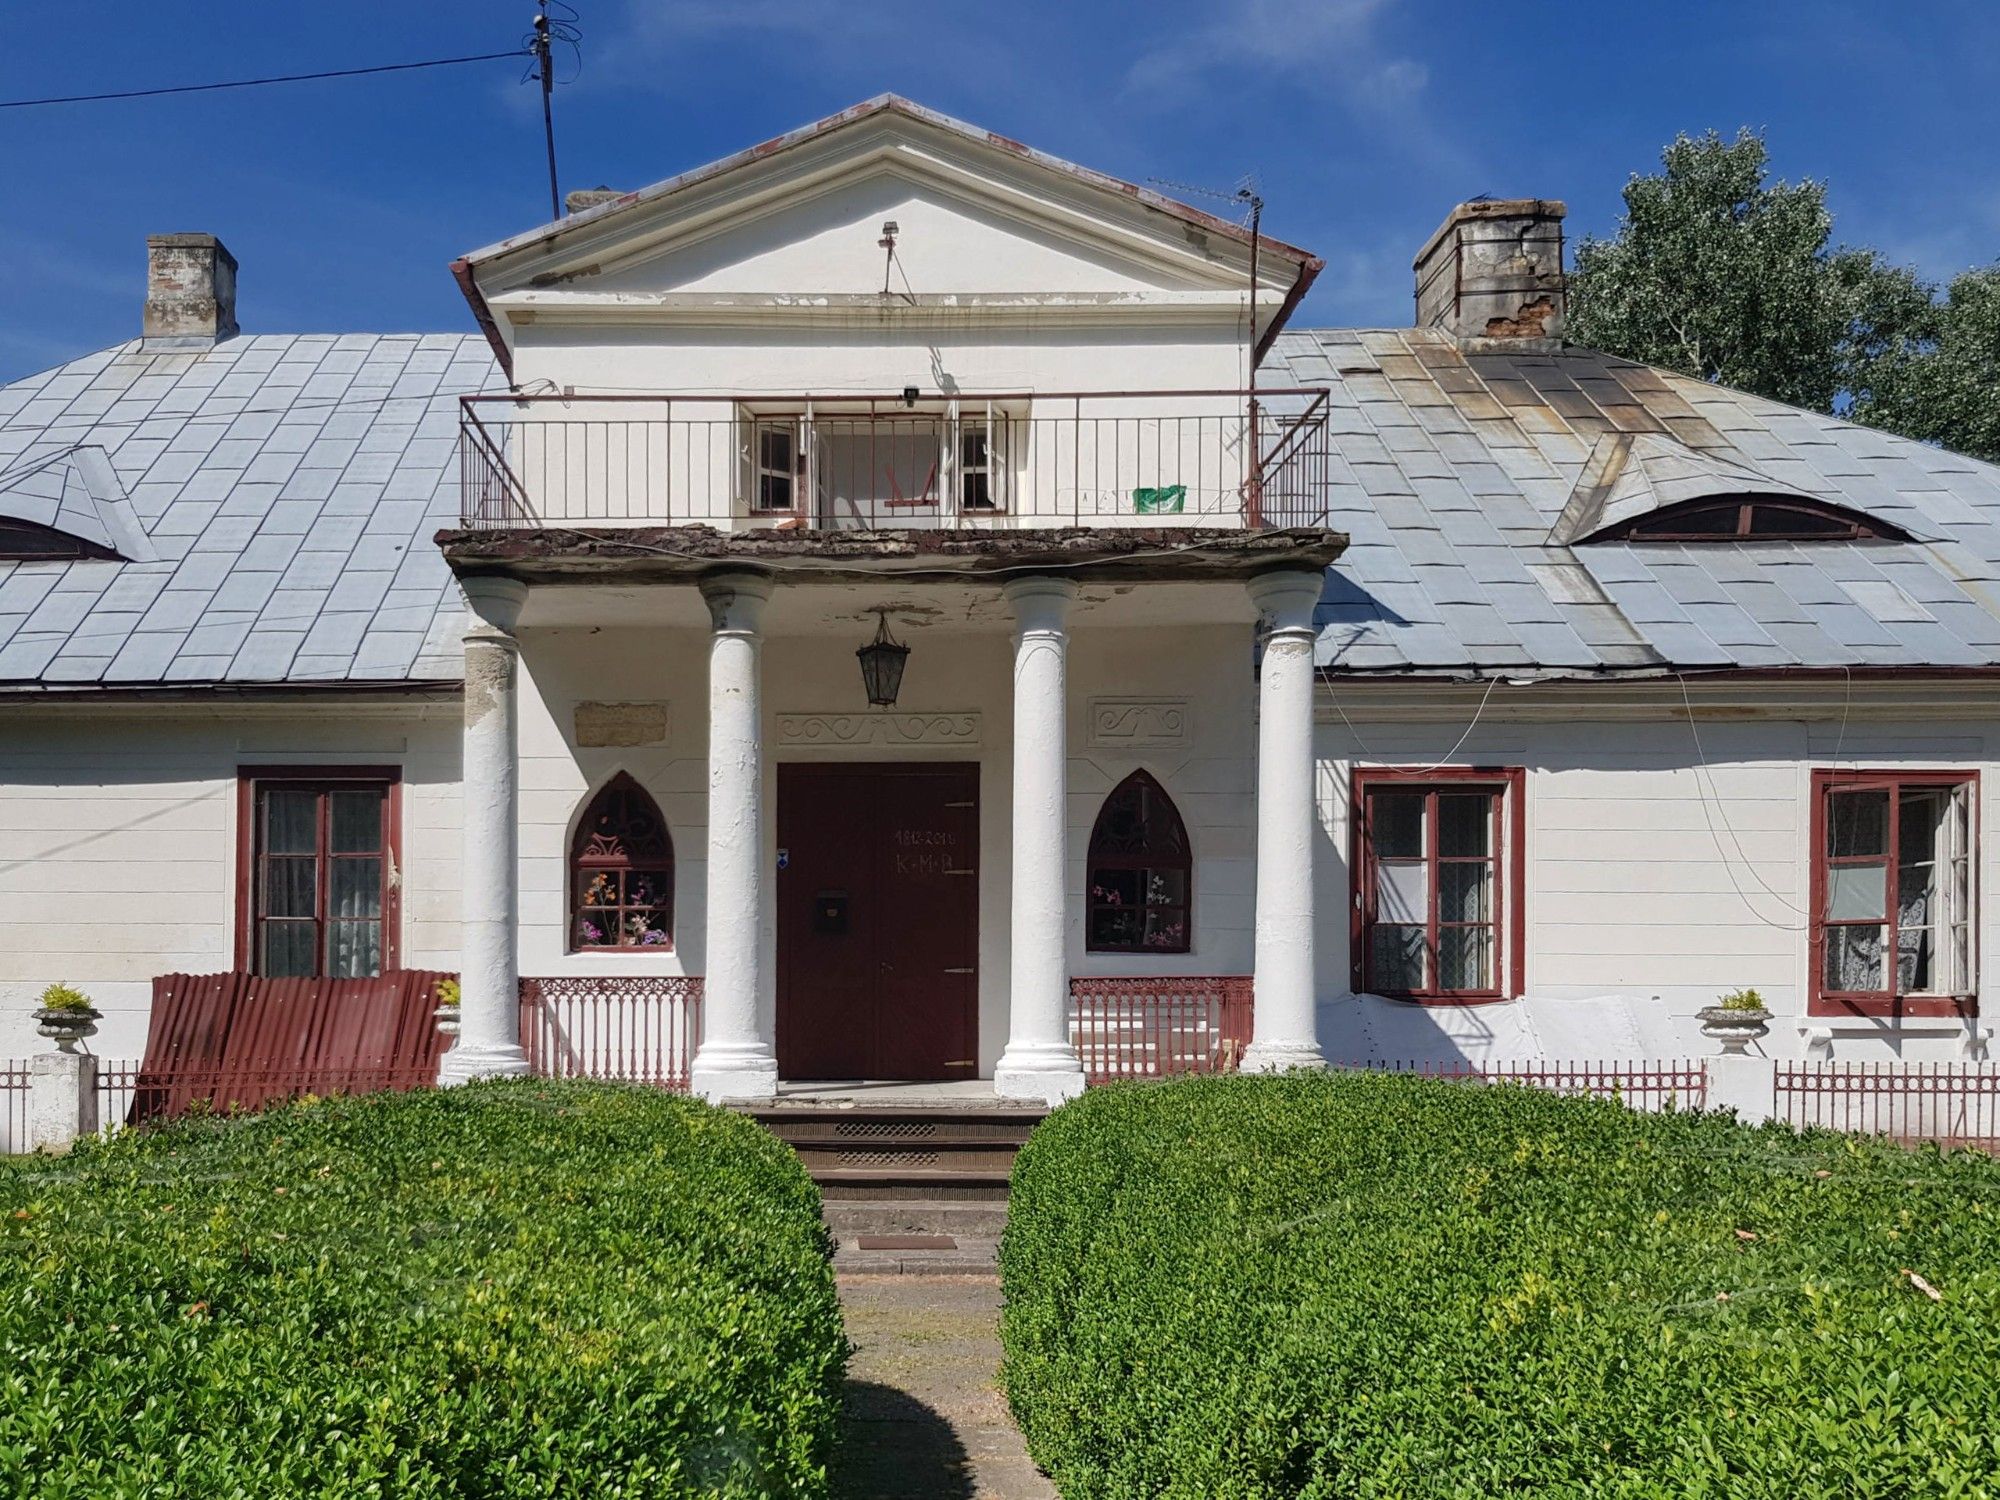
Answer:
[0, 333, 494, 687]
[1266, 328, 2000, 676]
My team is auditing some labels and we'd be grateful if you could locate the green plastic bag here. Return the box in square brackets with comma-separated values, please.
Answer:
[1133, 484, 1187, 515]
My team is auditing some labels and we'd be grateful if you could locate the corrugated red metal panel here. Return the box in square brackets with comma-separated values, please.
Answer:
[131, 970, 452, 1123]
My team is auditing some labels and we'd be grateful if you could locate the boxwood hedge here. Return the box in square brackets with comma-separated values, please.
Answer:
[1001, 1072, 2000, 1499]
[1, 1080, 846, 1498]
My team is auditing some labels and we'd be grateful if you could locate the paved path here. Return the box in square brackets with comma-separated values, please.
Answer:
[833, 1274, 1056, 1500]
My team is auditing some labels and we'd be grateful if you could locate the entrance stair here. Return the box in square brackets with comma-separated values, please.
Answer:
[741, 1090, 1049, 1275]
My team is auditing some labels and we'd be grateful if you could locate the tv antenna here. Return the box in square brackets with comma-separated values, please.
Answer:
[526, 3, 582, 219]
[1150, 175, 1268, 505]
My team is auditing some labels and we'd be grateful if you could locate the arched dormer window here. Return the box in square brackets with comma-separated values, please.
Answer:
[1590, 495, 1904, 544]
[1086, 770, 1191, 954]
[571, 773, 674, 951]
[0, 517, 122, 561]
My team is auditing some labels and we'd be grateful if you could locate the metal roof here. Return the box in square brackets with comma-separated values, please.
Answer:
[4, 322, 2000, 690]
[1263, 328, 2000, 678]
[0, 333, 495, 688]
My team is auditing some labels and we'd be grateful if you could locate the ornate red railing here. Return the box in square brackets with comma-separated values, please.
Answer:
[1070, 975, 1253, 1084]
[519, 976, 703, 1091]
[1777, 1060, 2000, 1149]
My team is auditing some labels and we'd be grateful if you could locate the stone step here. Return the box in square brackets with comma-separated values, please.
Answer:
[833, 1235, 999, 1277]
[823, 1198, 1012, 1239]
[814, 1168, 1013, 1201]
[788, 1141, 1022, 1173]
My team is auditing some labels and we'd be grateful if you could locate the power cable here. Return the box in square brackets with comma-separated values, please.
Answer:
[0, 51, 531, 110]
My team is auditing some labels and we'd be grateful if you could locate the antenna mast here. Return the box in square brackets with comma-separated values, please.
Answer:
[533, 6, 559, 218]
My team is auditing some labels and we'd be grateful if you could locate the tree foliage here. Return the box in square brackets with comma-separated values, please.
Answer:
[1570, 130, 2000, 462]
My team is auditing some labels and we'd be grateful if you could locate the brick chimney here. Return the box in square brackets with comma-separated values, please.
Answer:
[143, 233, 238, 349]
[1412, 199, 1565, 350]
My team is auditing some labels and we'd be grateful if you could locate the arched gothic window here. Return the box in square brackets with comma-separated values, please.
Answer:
[1086, 770, 1192, 953]
[570, 773, 674, 951]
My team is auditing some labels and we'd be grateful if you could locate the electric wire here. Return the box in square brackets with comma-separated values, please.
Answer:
[1317, 666, 1502, 774]
[1673, 671, 1811, 930]
[0, 51, 532, 110]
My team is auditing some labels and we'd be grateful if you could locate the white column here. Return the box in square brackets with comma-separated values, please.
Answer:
[1242, 569, 1328, 1073]
[690, 570, 779, 1102]
[440, 576, 532, 1084]
[995, 576, 1086, 1104]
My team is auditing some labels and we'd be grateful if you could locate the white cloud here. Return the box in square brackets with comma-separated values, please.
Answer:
[1125, 0, 1426, 106]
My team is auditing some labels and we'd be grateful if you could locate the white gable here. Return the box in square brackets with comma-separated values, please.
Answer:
[586, 168, 1216, 298]
[468, 102, 1305, 320]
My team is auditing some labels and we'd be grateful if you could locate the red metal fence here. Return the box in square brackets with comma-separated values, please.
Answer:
[1778, 1061, 2000, 1149]
[1070, 976, 1254, 1083]
[520, 976, 702, 1091]
[1338, 1058, 1711, 1112]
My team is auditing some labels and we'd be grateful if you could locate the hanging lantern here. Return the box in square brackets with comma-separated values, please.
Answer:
[856, 610, 910, 708]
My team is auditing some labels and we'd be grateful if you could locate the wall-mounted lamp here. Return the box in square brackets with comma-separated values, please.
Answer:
[856, 610, 911, 708]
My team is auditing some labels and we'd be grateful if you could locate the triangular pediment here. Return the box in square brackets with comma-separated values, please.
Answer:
[465, 97, 1313, 310]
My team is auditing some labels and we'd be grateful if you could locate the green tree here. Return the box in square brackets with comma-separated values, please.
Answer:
[1850, 264, 2000, 462]
[1569, 130, 2000, 465]
[1569, 130, 1861, 411]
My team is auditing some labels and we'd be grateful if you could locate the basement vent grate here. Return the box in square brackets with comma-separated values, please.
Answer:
[835, 1120, 938, 1139]
[835, 1149, 943, 1168]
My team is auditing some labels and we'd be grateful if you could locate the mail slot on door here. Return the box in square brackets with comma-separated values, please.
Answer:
[813, 891, 849, 934]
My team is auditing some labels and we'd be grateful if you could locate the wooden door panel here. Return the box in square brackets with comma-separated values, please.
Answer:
[777, 763, 978, 1080]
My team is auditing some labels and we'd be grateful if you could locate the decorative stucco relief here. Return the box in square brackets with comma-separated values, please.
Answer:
[776, 712, 981, 747]
[574, 701, 670, 747]
[1086, 697, 1190, 748]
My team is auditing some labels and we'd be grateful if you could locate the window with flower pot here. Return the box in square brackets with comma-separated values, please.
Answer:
[1086, 770, 1191, 953]
[237, 767, 400, 978]
[1811, 770, 1977, 1018]
[571, 773, 675, 951]
[1352, 767, 1524, 1003]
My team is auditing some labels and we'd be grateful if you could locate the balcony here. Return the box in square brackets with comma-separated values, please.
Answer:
[457, 389, 1333, 532]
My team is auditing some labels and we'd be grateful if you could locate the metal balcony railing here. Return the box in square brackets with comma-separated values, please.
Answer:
[456, 389, 1333, 531]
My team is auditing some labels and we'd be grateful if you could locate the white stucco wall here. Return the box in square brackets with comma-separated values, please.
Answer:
[1313, 701, 2000, 1064]
[0, 703, 461, 1061]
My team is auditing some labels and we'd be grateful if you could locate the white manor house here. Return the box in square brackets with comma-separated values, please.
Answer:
[6, 98, 2000, 1117]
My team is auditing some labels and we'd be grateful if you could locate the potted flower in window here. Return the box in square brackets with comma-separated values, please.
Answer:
[433, 977, 462, 1039]
[1697, 988, 1772, 1055]
[33, 982, 101, 1053]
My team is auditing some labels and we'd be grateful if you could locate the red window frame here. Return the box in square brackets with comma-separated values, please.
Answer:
[1351, 766, 1525, 1004]
[570, 772, 676, 953]
[235, 766, 402, 977]
[1809, 768, 1978, 1019]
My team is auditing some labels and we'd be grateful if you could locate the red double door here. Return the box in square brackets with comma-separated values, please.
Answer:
[777, 763, 980, 1081]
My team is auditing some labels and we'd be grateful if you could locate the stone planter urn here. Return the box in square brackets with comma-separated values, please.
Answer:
[34, 1006, 101, 1054]
[434, 1004, 462, 1039]
[1698, 1005, 1772, 1056]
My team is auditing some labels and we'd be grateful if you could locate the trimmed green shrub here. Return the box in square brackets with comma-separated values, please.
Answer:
[1, 1080, 845, 1498]
[1001, 1073, 2000, 1498]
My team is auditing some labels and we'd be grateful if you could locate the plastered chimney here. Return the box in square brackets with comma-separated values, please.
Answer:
[144, 233, 238, 349]
[1412, 199, 1566, 350]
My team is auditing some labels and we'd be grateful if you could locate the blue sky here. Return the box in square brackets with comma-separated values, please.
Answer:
[4, 1, 1996, 384]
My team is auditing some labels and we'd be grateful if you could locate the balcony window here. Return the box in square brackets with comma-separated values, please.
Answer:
[753, 420, 800, 513]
